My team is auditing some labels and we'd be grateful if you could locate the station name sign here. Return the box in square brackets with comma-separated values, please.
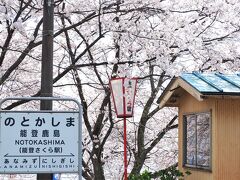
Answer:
[0, 111, 80, 174]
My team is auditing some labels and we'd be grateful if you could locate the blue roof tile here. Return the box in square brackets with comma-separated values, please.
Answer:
[180, 72, 240, 94]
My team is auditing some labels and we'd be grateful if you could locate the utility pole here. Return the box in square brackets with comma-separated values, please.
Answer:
[38, 0, 54, 179]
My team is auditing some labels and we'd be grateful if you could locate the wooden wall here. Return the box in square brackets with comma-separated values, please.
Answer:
[214, 99, 240, 180]
[178, 92, 214, 180]
[178, 92, 240, 180]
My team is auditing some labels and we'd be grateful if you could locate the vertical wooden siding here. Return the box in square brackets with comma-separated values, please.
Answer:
[178, 92, 240, 180]
[179, 92, 214, 180]
[215, 99, 240, 180]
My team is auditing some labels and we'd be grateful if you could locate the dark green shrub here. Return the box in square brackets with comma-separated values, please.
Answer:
[129, 166, 191, 180]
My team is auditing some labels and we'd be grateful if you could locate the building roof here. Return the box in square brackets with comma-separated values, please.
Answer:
[158, 72, 240, 108]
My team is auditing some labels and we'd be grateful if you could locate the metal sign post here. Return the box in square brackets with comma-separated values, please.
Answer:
[0, 97, 82, 179]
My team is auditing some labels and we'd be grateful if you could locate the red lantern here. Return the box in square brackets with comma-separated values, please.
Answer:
[109, 77, 137, 118]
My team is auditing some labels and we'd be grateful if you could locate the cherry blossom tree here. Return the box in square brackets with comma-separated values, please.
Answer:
[0, 0, 240, 179]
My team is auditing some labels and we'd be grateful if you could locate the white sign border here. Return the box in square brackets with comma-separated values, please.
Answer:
[0, 97, 82, 176]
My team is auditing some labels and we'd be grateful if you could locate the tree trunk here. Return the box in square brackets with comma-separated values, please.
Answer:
[130, 151, 147, 175]
[92, 152, 105, 180]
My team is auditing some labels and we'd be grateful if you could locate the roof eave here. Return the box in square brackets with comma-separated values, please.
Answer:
[158, 78, 204, 109]
[158, 77, 178, 109]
